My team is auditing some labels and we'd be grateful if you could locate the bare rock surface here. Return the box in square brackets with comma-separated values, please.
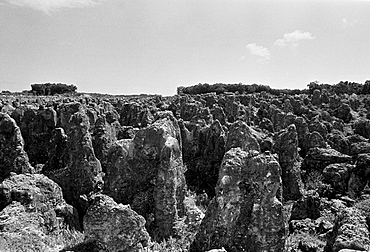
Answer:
[0, 173, 80, 252]
[104, 117, 186, 239]
[327, 207, 370, 252]
[276, 124, 304, 200]
[0, 112, 33, 182]
[181, 119, 226, 196]
[190, 148, 285, 252]
[225, 120, 260, 152]
[83, 193, 150, 252]
[45, 104, 103, 216]
[303, 147, 351, 172]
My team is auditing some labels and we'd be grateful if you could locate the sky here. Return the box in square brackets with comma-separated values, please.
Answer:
[1, 0, 370, 96]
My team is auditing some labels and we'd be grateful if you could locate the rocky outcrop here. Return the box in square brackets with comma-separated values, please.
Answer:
[327, 130, 351, 155]
[225, 120, 260, 152]
[290, 193, 321, 220]
[181, 120, 226, 196]
[190, 148, 285, 252]
[0, 173, 80, 251]
[83, 194, 150, 252]
[42, 128, 68, 172]
[104, 117, 186, 239]
[322, 163, 353, 196]
[302, 147, 351, 172]
[92, 115, 117, 172]
[0, 112, 33, 182]
[350, 141, 370, 155]
[276, 124, 303, 200]
[347, 153, 370, 198]
[327, 207, 370, 252]
[16, 106, 57, 165]
[45, 105, 103, 216]
[353, 119, 370, 139]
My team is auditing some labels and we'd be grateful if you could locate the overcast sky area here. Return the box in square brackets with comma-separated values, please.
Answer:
[1, 0, 370, 96]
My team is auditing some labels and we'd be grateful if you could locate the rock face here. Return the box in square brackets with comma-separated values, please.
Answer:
[276, 124, 303, 200]
[327, 207, 370, 252]
[17, 107, 57, 165]
[225, 120, 260, 152]
[181, 119, 226, 197]
[190, 148, 285, 252]
[302, 147, 351, 172]
[322, 163, 353, 196]
[45, 104, 103, 215]
[83, 194, 150, 252]
[43, 127, 68, 172]
[104, 117, 186, 239]
[92, 115, 117, 172]
[0, 112, 33, 182]
[0, 173, 80, 251]
[347, 153, 370, 198]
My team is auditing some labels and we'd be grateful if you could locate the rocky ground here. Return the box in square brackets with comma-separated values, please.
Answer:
[1, 87, 370, 251]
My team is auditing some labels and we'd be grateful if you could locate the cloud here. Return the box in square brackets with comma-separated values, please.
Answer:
[342, 18, 358, 29]
[246, 43, 270, 61]
[4, 0, 104, 14]
[274, 30, 315, 47]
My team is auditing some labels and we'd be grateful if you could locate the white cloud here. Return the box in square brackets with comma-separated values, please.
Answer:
[4, 0, 104, 14]
[274, 30, 315, 47]
[246, 43, 270, 61]
[342, 18, 358, 29]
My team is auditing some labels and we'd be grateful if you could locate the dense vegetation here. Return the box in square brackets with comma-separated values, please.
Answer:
[178, 80, 370, 96]
[31, 83, 77, 95]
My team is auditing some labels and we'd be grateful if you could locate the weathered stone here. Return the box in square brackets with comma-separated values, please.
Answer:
[308, 119, 328, 139]
[350, 141, 370, 155]
[336, 103, 353, 123]
[322, 163, 353, 195]
[16, 107, 57, 165]
[302, 147, 351, 172]
[303, 131, 327, 155]
[0, 174, 80, 251]
[0, 113, 33, 182]
[42, 128, 68, 172]
[347, 153, 370, 198]
[225, 120, 260, 153]
[104, 118, 186, 239]
[118, 102, 154, 127]
[83, 194, 150, 252]
[211, 104, 226, 125]
[329, 207, 370, 252]
[45, 109, 103, 216]
[290, 193, 321, 220]
[182, 120, 226, 196]
[293, 116, 309, 152]
[289, 218, 317, 234]
[276, 124, 303, 200]
[311, 89, 321, 106]
[259, 117, 274, 132]
[327, 130, 350, 155]
[190, 148, 285, 252]
[92, 115, 117, 172]
[353, 118, 370, 139]
[57, 102, 83, 129]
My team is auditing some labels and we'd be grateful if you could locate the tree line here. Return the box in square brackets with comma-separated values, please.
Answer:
[31, 83, 77, 95]
[178, 81, 370, 96]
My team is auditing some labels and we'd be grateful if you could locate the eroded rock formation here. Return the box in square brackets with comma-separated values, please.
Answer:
[190, 148, 285, 252]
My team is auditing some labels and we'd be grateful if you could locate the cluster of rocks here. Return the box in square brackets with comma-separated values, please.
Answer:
[1, 88, 370, 251]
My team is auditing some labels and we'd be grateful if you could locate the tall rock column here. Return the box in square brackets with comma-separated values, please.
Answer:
[45, 103, 103, 216]
[190, 148, 285, 252]
[0, 113, 33, 182]
[104, 117, 186, 240]
[276, 124, 303, 200]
